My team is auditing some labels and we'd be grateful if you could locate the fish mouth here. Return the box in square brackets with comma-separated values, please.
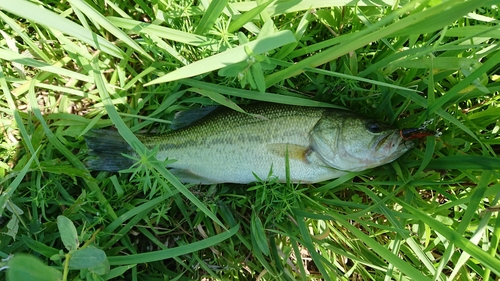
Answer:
[375, 130, 414, 154]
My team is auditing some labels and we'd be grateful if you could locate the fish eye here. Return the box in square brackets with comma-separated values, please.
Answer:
[366, 122, 383, 133]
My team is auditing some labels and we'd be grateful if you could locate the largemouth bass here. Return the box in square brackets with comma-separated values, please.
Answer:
[84, 103, 415, 184]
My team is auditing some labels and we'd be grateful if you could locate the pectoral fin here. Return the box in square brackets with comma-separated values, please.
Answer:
[266, 143, 312, 163]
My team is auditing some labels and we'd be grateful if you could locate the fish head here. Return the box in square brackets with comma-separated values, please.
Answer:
[310, 111, 414, 172]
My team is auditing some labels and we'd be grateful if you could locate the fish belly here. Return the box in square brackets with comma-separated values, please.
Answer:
[159, 144, 344, 184]
[155, 128, 343, 184]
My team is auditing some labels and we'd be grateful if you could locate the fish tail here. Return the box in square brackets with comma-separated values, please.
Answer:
[84, 129, 135, 172]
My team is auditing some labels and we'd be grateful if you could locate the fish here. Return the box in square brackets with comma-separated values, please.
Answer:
[84, 103, 417, 184]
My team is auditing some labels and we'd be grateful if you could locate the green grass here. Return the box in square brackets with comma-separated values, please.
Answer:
[1, 0, 499, 280]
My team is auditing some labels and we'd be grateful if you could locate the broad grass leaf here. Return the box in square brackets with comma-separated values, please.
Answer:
[69, 246, 108, 270]
[389, 57, 479, 70]
[418, 155, 500, 170]
[444, 25, 500, 39]
[89, 258, 110, 275]
[257, 20, 275, 39]
[245, 65, 257, 89]
[102, 265, 137, 280]
[6, 254, 62, 281]
[269, 58, 417, 93]
[145, 30, 296, 85]
[22, 236, 60, 258]
[107, 17, 218, 48]
[251, 213, 269, 256]
[5, 216, 19, 240]
[181, 79, 340, 108]
[249, 225, 275, 274]
[230, 0, 396, 16]
[274, 7, 311, 59]
[251, 62, 266, 93]
[415, 136, 436, 175]
[228, 0, 273, 33]
[218, 61, 247, 77]
[195, 0, 229, 35]
[0, 11, 51, 61]
[188, 88, 247, 114]
[295, 211, 332, 280]
[57, 215, 79, 251]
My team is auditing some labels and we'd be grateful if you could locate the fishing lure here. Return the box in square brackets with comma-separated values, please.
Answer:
[400, 119, 441, 140]
[400, 128, 436, 140]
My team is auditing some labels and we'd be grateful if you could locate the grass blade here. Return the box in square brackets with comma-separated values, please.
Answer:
[107, 17, 219, 48]
[0, 149, 37, 216]
[427, 49, 500, 113]
[68, 0, 152, 60]
[295, 209, 433, 281]
[108, 225, 239, 265]
[265, 0, 487, 86]
[0, 0, 123, 58]
[0, 49, 92, 83]
[406, 155, 500, 170]
[231, 0, 396, 16]
[0, 11, 50, 62]
[399, 192, 500, 276]
[228, 0, 273, 33]
[195, 0, 229, 35]
[180, 79, 342, 108]
[145, 30, 296, 85]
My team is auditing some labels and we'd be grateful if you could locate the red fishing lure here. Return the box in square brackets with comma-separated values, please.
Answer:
[400, 128, 436, 140]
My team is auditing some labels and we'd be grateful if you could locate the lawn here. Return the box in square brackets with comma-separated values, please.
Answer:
[1, 0, 500, 280]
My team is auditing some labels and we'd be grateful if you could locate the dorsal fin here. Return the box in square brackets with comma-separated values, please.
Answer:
[170, 106, 218, 130]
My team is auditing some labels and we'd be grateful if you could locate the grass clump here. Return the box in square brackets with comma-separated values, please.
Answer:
[1, 0, 500, 280]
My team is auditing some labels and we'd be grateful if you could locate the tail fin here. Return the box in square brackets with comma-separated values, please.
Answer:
[84, 129, 135, 172]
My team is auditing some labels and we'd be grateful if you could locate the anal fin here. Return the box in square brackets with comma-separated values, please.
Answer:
[170, 168, 217, 184]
